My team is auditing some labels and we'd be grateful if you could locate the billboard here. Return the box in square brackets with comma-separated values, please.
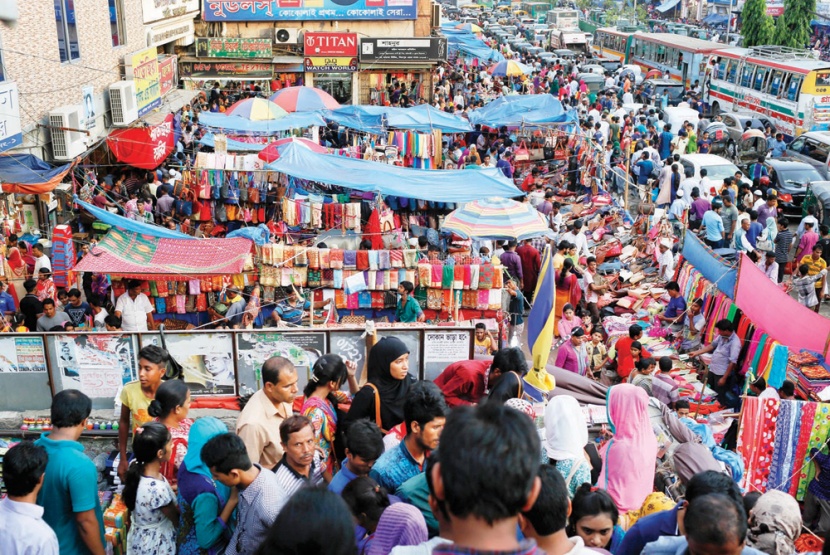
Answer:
[195, 37, 273, 58]
[126, 47, 161, 117]
[0, 82, 22, 153]
[359, 38, 447, 62]
[304, 33, 358, 72]
[202, 0, 416, 21]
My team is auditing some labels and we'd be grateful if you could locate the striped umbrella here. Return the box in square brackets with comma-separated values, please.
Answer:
[258, 137, 328, 163]
[225, 98, 288, 121]
[488, 60, 532, 77]
[455, 22, 484, 33]
[441, 198, 550, 241]
[269, 86, 341, 112]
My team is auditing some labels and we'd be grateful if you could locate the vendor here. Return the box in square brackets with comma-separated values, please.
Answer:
[656, 281, 687, 333]
[679, 298, 706, 352]
[396, 280, 425, 323]
[687, 319, 742, 408]
[270, 289, 331, 327]
[657, 238, 675, 282]
[749, 376, 780, 401]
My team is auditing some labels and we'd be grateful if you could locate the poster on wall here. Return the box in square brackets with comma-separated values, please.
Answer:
[143, 333, 236, 396]
[82, 85, 95, 130]
[54, 335, 137, 398]
[236, 331, 326, 394]
[0, 82, 22, 153]
[202, 0, 416, 22]
[125, 47, 161, 117]
[0, 336, 47, 373]
[158, 56, 178, 97]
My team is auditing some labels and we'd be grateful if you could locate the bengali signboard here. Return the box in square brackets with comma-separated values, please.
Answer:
[159, 56, 178, 96]
[0, 82, 22, 153]
[359, 38, 448, 63]
[202, 0, 416, 21]
[180, 61, 274, 79]
[126, 47, 161, 117]
[304, 32, 358, 72]
[196, 37, 273, 59]
[142, 0, 200, 24]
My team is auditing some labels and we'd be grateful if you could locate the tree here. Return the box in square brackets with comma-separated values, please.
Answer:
[772, 0, 815, 48]
[741, 0, 775, 46]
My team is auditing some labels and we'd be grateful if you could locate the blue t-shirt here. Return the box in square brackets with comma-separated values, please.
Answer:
[35, 434, 105, 555]
[328, 464, 359, 495]
[0, 290, 15, 314]
[275, 299, 311, 325]
[636, 160, 654, 184]
[617, 505, 681, 555]
[664, 295, 687, 319]
[369, 441, 423, 493]
[702, 211, 724, 241]
[746, 221, 764, 248]
[64, 302, 92, 327]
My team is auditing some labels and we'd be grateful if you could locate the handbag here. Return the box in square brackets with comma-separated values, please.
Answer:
[514, 141, 530, 162]
[756, 237, 773, 252]
[158, 324, 184, 380]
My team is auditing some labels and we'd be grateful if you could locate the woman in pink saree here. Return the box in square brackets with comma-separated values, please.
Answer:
[554, 259, 582, 336]
[597, 383, 658, 513]
[5, 241, 27, 304]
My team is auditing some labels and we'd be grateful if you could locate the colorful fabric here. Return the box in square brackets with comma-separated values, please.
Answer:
[769, 399, 800, 495]
[738, 397, 779, 493]
[791, 402, 817, 498]
[797, 403, 830, 499]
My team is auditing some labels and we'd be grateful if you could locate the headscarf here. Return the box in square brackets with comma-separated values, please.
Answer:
[545, 395, 588, 462]
[558, 303, 579, 339]
[672, 442, 722, 486]
[766, 216, 778, 242]
[366, 503, 428, 555]
[746, 490, 801, 555]
[181, 417, 230, 501]
[505, 397, 535, 419]
[597, 384, 658, 513]
[366, 336, 412, 430]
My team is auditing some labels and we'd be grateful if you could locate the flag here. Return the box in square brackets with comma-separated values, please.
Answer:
[525, 244, 556, 393]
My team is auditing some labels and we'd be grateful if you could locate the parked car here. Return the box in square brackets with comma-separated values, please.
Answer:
[806, 181, 830, 225]
[553, 48, 577, 60]
[764, 158, 826, 215]
[580, 64, 605, 75]
[643, 79, 685, 106]
[718, 112, 777, 154]
[784, 131, 830, 179]
[678, 154, 750, 197]
[593, 56, 622, 73]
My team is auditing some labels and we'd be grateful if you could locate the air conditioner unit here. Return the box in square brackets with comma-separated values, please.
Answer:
[275, 28, 299, 44]
[49, 105, 86, 160]
[109, 81, 138, 126]
[431, 3, 441, 28]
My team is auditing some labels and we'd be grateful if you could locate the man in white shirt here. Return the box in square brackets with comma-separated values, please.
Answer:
[750, 376, 780, 401]
[0, 441, 59, 555]
[114, 279, 155, 332]
[679, 169, 699, 202]
[605, 74, 615, 88]
[658, 238, 675, 281]
[32, 243, 51, 276]
[561, 219, 591, 259]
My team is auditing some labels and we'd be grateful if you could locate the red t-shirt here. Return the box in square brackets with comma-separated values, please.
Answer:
[521, 175, 537, 192]
[433, 359, 490, 408]
[615, 337, 651, 379]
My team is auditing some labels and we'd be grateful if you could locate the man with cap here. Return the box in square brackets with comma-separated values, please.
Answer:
[554, 327, 586, 375]
[658, 239, 676, 281]
[751, 189, 766, 211]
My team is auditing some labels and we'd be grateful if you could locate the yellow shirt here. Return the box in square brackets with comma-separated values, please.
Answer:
[235, 389, 293, 470]
[474, 335, 494, 355]
[804, 256, 827, 289]
[120, 381, 154, 431]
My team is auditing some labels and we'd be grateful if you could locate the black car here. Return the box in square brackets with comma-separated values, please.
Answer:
[763, 158, 826, 215]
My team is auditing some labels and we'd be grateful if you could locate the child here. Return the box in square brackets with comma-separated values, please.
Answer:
[473, 322, 495, 355]
[793, 263, 828, 311]
[626, 341, 645, 382]
[587, 330, 608, 380]
[631, 357, 656, 395]
[124, 422, 179, 555]
[118, 345, 170, 481]
[329, 419, 385, 494]
[148, 379, 193, 486]
[652, 356, 680, 408]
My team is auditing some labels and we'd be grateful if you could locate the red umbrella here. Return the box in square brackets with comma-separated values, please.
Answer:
[269, 86, 340, 112]
[645, 69, 663, 80]
[257, 137, 327, 163]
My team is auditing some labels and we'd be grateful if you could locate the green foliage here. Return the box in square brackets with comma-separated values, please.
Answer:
[772, 0, 815, 47]
[741, 0, 775, 46]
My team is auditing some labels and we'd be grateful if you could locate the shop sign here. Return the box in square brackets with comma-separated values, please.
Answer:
[142, 0, 199, 24]
[195, 37, 273, 59]
[107, 113, 175, 170]
[180, 61, 274, 79]
[202, 0, 416, 21]
[159, 56, 178, 96]
[304, 33, 358, 72]
[766, 3, 783, 15]
[147, 17, 195, 47]
[359, 37, 447, 62]
[0, 82, 22, 153]
[126, 48, 161, 117]
[304, 57, 358, 72]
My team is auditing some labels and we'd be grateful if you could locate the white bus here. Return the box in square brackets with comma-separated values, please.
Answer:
[707, 46, 830, 138]
[546, 8, 579, 31]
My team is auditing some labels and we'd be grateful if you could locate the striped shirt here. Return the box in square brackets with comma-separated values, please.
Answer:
[225, 465, 283, 555]
[273, 454, 325, 504]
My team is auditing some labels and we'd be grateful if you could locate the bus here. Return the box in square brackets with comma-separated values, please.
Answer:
[546, 8, 579, 31]
[707, 46, 830, 138]
[521, 2, 552, 21]
[592, 27, 636, 61]
[628, 33, 722, 87]
[549, 29, 591, 53]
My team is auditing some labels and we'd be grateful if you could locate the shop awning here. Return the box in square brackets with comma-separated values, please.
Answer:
[73, 228, 253, 281]
[74, 197, 194, 240]
[656, 0, 681, 12]
[144, 89, 200, 126]
[467, 94, 578, 127]
[702, 13, 728, 24]
[325, 104, 473, 133]
[266, 142, 522, 202]
[199, 133, 268, 152]
[107, 113, 175, 171]
[0, 153, 75, 194]
[197, 111, 326, 136]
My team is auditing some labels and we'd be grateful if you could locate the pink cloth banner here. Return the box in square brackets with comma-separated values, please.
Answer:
[735, 254, 830, 357]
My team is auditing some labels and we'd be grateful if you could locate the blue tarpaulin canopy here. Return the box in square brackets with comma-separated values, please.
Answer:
[682, 230, 737, 298]
[702, 13, 728, 25]
[656, 0, 681, 13]
[324, 104, 472, 133]
[74, 197, 194, 240]
[443, 28, 505, 63]
[199, 133, 267, 152]
[0, 154, 74, 194]
[266, 142, 522, 202]
[468, 95, 578, 127]
[197, 111, 326, 136]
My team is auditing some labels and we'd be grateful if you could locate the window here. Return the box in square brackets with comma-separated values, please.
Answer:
[768, 70, 783, 96]
[753, 67, 767, 91]
[788, 75, 802, 101]
[789, 136, 806, 153]
[727, 61, 738, 84]
[741, 65, 754, 88]
[54, 0, 79, 62]
[109, 0, 125, 47]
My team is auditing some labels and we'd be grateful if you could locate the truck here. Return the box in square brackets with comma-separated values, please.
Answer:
[549, 29, 590, 53]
